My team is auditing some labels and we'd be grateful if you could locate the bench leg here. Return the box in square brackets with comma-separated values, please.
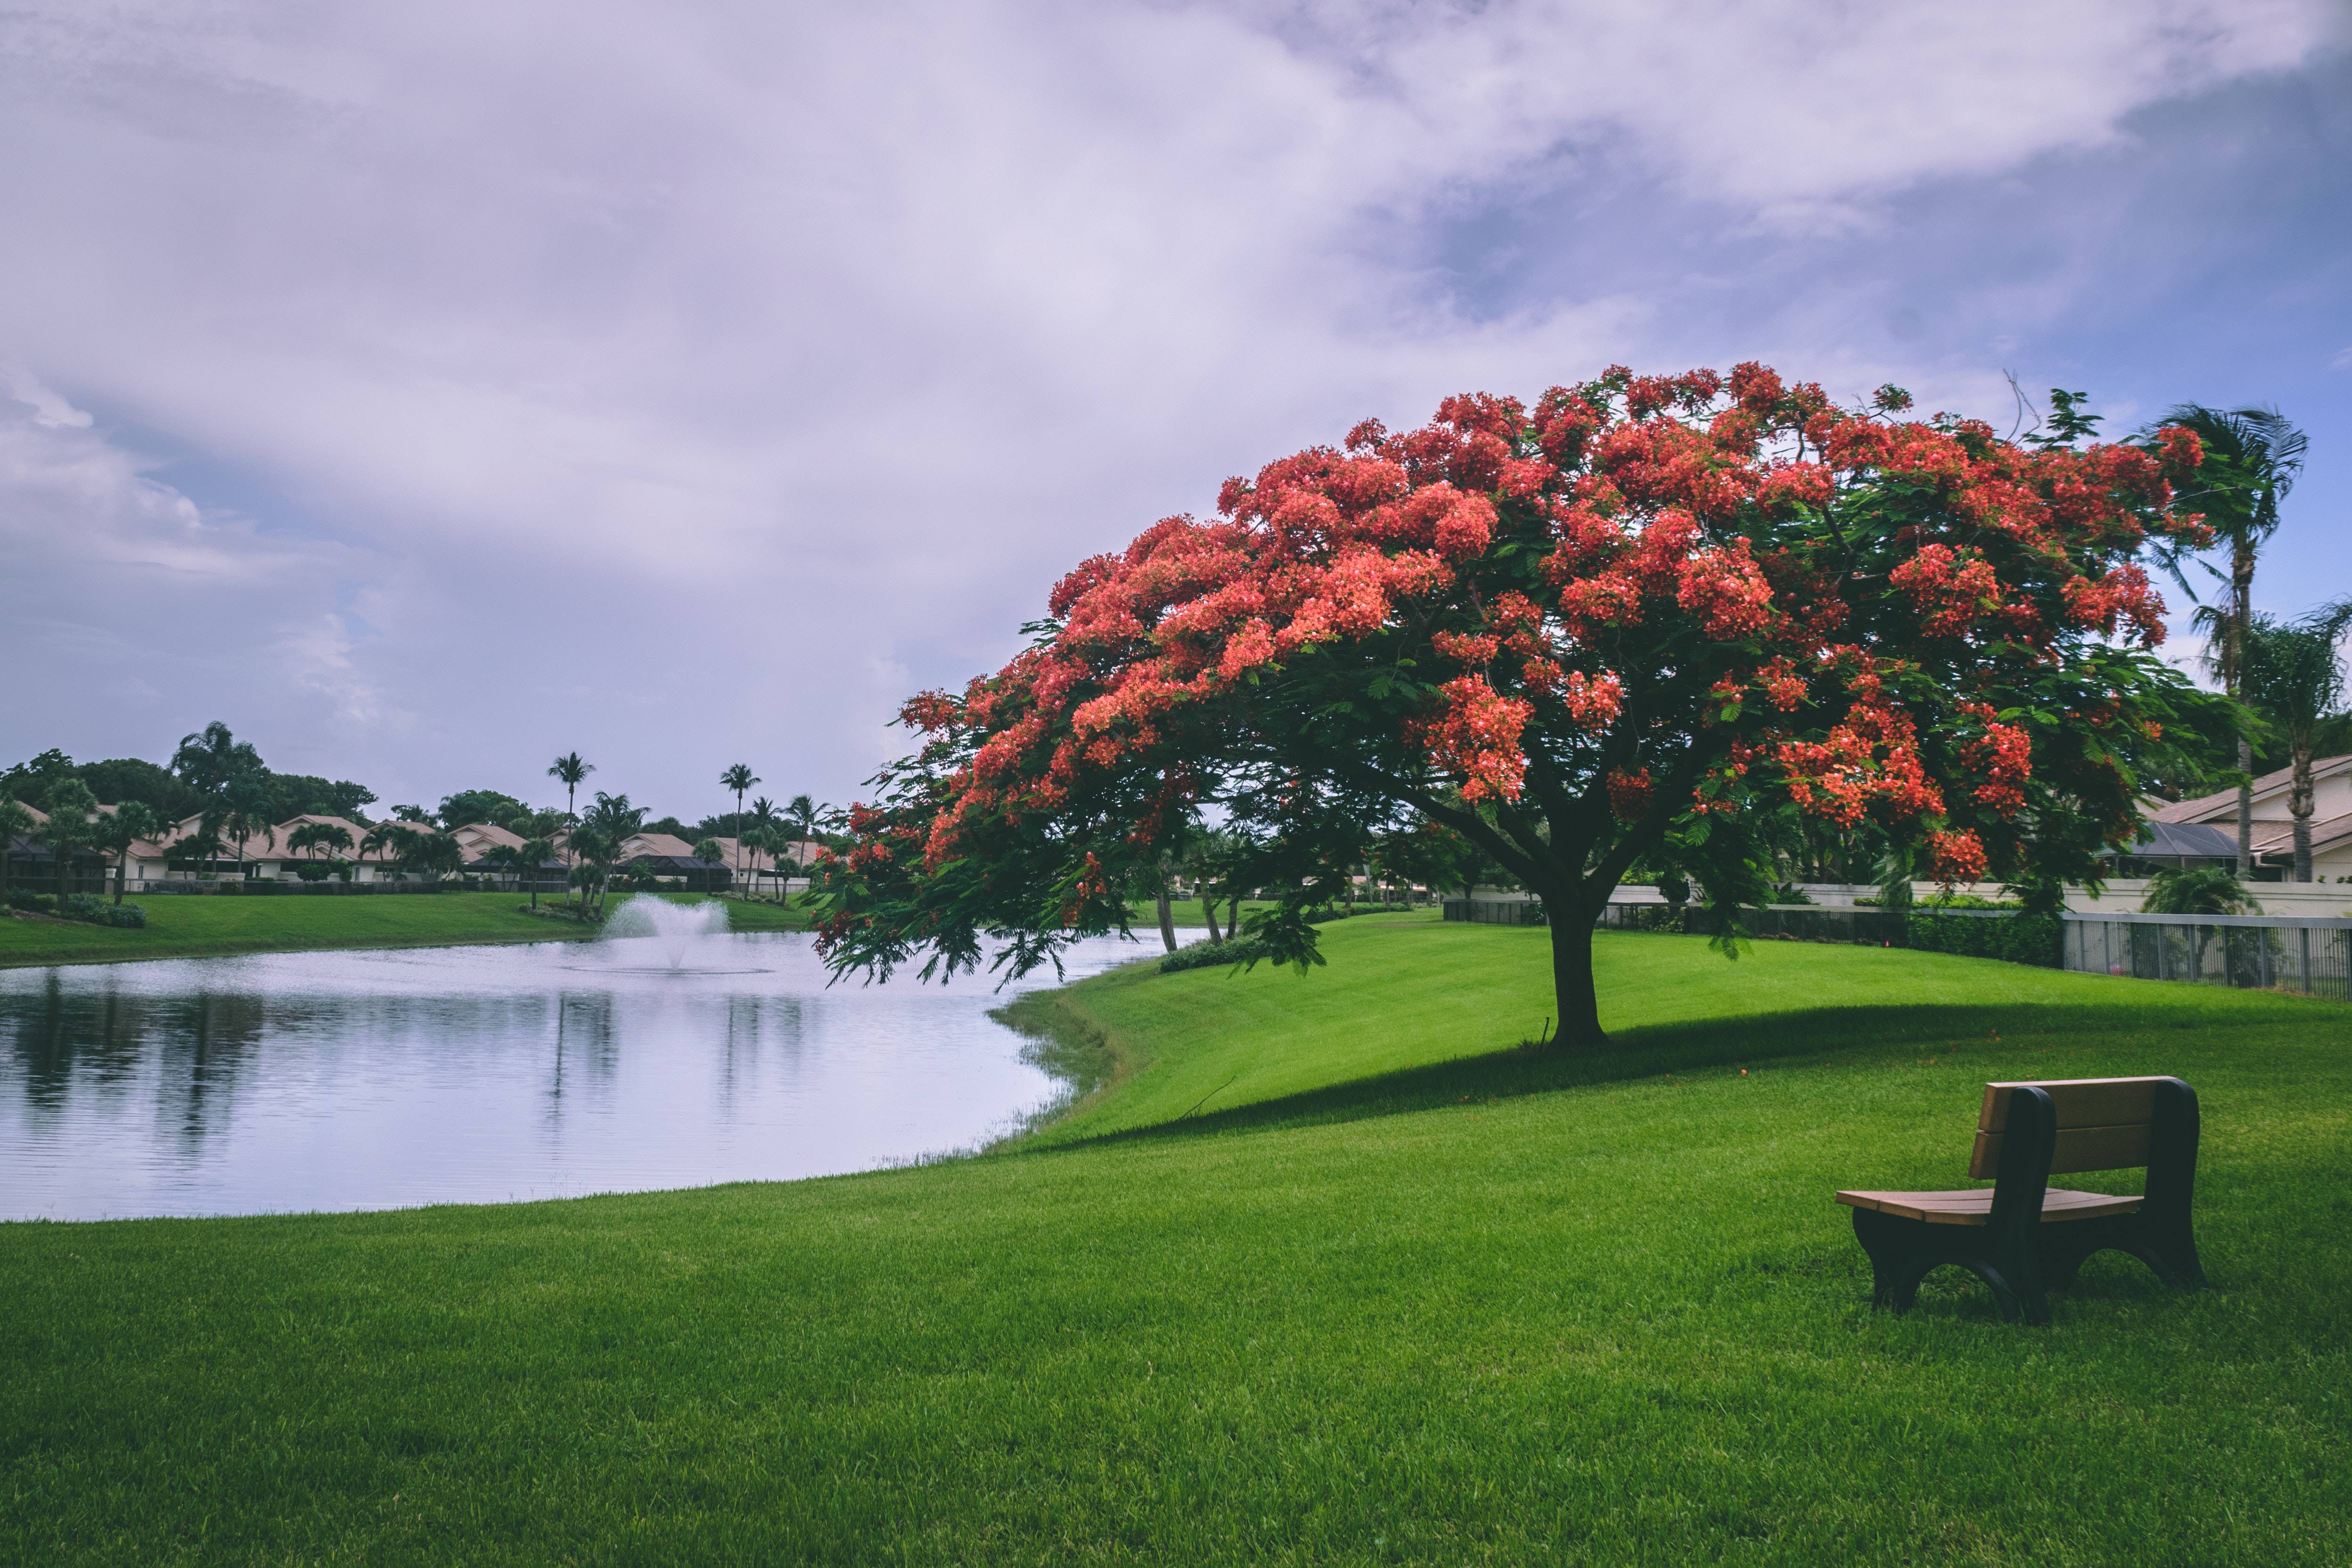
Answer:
[2038, 1215, 2205, 1294]
[2122, 1215, 2205, 1289]
[1853, 1209, 2048, 1324]
[1852, 1209, 1919, 1311]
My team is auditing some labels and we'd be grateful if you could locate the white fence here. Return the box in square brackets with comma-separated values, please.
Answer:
[2061, 911, 2352, 999]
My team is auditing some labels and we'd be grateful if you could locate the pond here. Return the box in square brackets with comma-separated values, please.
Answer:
[0, 912, 1140, 1222]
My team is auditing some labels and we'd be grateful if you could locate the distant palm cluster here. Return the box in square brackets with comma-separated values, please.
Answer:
[0, 727, 839, 914]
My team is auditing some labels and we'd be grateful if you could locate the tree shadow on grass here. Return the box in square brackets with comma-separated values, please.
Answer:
[1046, 999, 2247, 1151]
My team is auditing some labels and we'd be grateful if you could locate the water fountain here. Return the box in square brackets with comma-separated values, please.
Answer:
[575, 896, 770, 974]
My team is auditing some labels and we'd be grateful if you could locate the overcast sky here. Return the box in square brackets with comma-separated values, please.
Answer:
[3, 1, 2347, 821]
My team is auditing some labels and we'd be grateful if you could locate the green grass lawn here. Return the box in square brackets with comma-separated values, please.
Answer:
[0, 890, 809, 969]
[4, 921, 2349, 1563]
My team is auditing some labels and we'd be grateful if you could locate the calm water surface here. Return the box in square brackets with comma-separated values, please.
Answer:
[0, 926, 1139, 1221]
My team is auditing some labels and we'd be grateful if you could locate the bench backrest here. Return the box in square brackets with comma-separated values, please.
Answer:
[1969, 1077, 2169, 1179]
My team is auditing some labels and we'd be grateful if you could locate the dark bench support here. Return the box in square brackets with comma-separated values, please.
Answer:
[1840, 1077, 2204, 1326]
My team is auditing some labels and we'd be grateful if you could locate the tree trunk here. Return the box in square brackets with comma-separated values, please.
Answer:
[2238, 735, 2256, 879]
[1543, 900, 1604, 1048]
[2292, 741, 2315, 883]
[1226, 893, 1241, 940]
[114, 853, 127, 906]
[1155, 877, 1177, 953]
[1201, 888, 1222, 943]
[2233, 547, 2254, 879]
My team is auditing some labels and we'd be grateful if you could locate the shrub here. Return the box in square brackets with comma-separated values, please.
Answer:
[2142, 867, 2259, 916]
[5, 888, 53, 913]
[1160, 937, 1277, 974]
[1905, 909, 2058, 967]
[57, 894, 146, 928]
[1916, 891, 2019, 909]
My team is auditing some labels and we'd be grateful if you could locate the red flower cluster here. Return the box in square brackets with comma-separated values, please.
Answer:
[1414, 677, 1535, 802]
[2062, 563, 2166, 646]
[857, 362, 2200, 879]
[1774, 677, 1946, 829]
[1927, 828, 1990, 883]
[1962, 713, 2034, 817]
[1607, 767, 1655, 822]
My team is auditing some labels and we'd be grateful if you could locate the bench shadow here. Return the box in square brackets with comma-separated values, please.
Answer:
[1047, 1000, 2223, 1152]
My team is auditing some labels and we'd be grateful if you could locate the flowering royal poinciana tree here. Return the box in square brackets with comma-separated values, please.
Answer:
[817, 364, 2224, 1047]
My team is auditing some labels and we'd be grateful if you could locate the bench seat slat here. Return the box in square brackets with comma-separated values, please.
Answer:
[1834, 1188, 2144, 1225]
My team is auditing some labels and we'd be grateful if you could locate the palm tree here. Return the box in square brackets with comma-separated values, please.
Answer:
[165, 822, 226, 879]
[362, 823, 423, 877]
[284, 821, 353, 877]
[578, 793, 647, 917]
[170, 720, 263, 797]
[94, 801, 163, 905]
[719, 764, 759, 889]
[2153, 403, 2309, 875]
[0, 792, 30, 897]
[217, 775, 277, 878]
[783, 793, 821, 868]
[40, 779, 101, 898]
[744, 797, 781, 899]
[485, 838, 556, 909]
[548, 752, 595, 825]
[548, 752, 593, 901]
[2239, 605, 2352, 881]
[692, 836, 727, 892]
[398, 832, 466, 886]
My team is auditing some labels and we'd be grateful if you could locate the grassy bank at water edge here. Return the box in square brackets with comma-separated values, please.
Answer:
[4, 917, 2349, 1563]
[0, 890, 809, 969]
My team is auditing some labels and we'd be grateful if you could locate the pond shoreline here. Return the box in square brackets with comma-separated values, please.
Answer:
[2, 925, 1128, 1222]
[0, 892, 810, 971]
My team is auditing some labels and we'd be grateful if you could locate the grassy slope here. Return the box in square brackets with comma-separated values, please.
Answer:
[0, 891, 806, 969]
[1017, 912, 2256, 1142]
[4, 923, 2350, 1563]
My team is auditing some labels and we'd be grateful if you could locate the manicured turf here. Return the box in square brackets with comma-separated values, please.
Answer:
[3, 921, 2348, 1563]
[0, 890, 808, 969]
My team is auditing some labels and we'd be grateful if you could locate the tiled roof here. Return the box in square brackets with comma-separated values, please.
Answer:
[621, 832, 700, 860]
[2150, 756, 2352, 824]
[2247, 811, 2352, 859]
[703, 836, 821, 874]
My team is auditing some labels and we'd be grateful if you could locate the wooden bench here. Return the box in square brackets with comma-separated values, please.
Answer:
[1836, 1076, 2204, 1324]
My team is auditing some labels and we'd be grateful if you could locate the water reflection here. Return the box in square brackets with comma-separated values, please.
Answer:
[0, 931, 1136, 1221]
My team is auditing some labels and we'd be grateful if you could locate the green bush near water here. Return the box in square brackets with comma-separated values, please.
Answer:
[1157, 935, 1277, 973]
[2, 890, 146, 927]
[6, 919, 2347, 1562]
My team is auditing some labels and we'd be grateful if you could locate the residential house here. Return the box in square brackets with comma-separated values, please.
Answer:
[446, 820, 566, 885]
[1, 802, 112, 893]
[2148, 756, 2352, 878]
[123, 813, 439, 885]
[613, 831, 733, 891]
[704, 836, 822, 895]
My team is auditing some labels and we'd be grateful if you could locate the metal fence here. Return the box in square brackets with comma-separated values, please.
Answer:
[1442, 898, 1548, 926]
[2061, 912, 2352, 999]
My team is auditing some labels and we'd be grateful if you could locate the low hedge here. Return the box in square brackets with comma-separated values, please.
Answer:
[1160, 937, 1277, 974]
[1905, 909, 2061, 967]
[5, 890, 147, 926]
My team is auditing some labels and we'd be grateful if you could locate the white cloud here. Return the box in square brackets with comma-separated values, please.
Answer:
[3, 365, 92, 428]
[0, 0, 2338, 809]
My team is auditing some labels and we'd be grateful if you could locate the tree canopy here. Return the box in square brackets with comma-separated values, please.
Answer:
[818, 365, 2229, 1045]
